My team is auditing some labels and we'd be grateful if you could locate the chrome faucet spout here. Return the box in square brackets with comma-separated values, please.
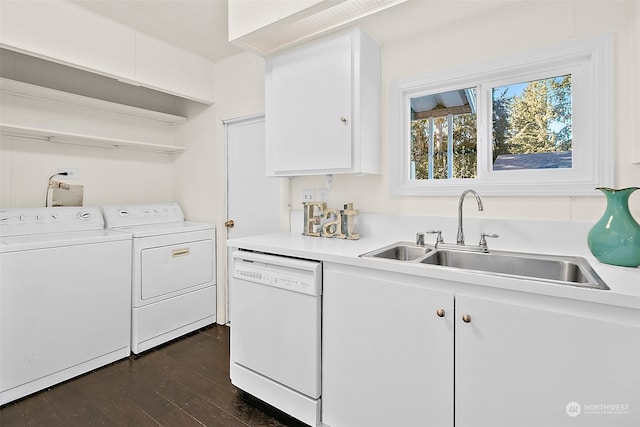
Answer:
[457, 189, 483, 245]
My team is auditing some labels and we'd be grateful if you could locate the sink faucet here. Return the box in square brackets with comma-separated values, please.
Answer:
[457, 189, 483, 246]
[421, 189, 497, 252]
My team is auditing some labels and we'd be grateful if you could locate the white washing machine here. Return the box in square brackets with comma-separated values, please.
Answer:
[0, 206, 132, 405]
[102, 202, 216, 354]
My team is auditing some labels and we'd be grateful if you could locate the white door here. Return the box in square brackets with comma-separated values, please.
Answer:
[225, 114, 285, 322]
[226, 114, 283, 239]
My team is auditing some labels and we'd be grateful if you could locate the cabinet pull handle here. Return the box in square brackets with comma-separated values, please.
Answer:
[462, 314, 472, 323]
[436, 308, 446, 318]
[340, 116, 348, 124]
[172, 248, 190, 258]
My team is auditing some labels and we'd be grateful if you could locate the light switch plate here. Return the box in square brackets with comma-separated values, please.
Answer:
[303, 189, 315, 202]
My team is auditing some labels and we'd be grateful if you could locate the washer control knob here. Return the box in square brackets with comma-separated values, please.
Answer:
[117, 209, 130, 217]
[77, 211, 91, 220]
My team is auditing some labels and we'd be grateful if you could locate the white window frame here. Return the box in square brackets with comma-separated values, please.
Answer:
[390, 34, 614, 196]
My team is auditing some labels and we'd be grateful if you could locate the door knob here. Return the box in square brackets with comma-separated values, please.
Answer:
[224, 220, 235, 228]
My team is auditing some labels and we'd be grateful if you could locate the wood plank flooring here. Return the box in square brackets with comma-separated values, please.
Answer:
[0, 325, 307, 427]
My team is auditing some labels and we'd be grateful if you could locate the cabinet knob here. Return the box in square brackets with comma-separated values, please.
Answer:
[462, 314, 472, 323]
[224, 219, 235, 228]
[340, 116, 348, 124]
[436, 308, 446, 318]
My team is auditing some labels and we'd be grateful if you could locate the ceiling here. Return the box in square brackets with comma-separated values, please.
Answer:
[68, 0, 523, 63]
[68, 0, 242, 62]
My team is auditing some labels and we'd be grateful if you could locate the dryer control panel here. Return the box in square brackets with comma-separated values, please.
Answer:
[102, 203, 185, 228]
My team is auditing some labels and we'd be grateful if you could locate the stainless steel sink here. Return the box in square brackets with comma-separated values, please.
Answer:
[419, 249, 609, 290]
[360, 242, 609, 290]
[360, 242, 433, 261]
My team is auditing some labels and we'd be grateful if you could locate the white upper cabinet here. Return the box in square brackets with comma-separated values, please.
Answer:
[265, 27, 381, 176]
[0, 0, 215, 104]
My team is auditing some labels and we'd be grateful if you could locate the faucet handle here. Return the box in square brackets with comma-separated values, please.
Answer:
[416, 232, 425, 246]
[479, 233, 499, 251]
[426, 230, 444, 246]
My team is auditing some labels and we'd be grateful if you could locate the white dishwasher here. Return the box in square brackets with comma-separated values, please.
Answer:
[230, 250, 322, 427]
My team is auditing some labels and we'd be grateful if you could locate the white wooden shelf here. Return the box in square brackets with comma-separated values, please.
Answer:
[0, 78, 188, 154]
[0, 78, 187, 125]
[0, 124, 187, 154]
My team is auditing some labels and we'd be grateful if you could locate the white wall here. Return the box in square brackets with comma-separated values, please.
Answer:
[289, 0, 640, 224]
[2, 0, 638, 321]
[0, 50, 179, 208]
[175, 51, 267, 324]
[4, 1, 636, 219]
[0, 38, 268, 325]
[172, 50, 267, 224]
[0, 137, 173, 207]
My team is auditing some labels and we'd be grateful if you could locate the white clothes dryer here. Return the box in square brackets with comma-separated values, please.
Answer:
[0, 206, 132, 405]
[102, 203, 216, 354]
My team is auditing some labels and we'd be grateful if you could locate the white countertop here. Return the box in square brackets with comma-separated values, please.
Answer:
[228, 230, 640, 310]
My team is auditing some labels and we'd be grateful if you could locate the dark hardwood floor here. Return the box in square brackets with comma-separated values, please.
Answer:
[0, 325, 307, 427]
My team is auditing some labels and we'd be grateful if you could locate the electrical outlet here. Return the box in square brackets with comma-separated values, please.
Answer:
[302, 189, 315, 202]
[57, 168, 78, 179]
[318, 189, 328, 202]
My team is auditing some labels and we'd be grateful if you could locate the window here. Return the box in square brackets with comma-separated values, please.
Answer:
[390, 35, 613, 196]
[491, 75, 572, 172]
[410, 88, 477, 179]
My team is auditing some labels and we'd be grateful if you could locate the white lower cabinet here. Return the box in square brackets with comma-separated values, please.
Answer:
[322, 263, 640, 427]
[455, 294, 640, 427]
[323, 264, 454, 427]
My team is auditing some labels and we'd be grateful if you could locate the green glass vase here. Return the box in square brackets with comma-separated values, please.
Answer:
[587, 187, 640, 267]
